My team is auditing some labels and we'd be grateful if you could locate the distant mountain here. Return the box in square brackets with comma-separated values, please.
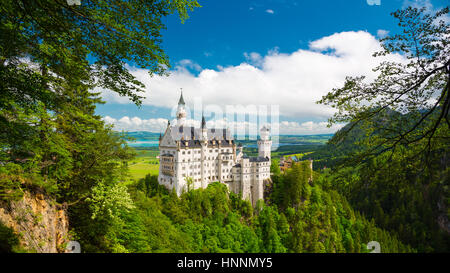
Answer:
[308, 107, 445, 169]
[308, 109, 404, 169]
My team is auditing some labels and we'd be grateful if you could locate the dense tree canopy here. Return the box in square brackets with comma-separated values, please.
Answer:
[113, 169, 413, 253]
[0, 0, 200, 252]
[0, 0, 200, 106]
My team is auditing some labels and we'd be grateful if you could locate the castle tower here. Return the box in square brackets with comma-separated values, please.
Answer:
[176, 90, 186, 126]
[201, 115, 208, 141]
[200, 114, 208, 188]
[257, 126, 272, 160]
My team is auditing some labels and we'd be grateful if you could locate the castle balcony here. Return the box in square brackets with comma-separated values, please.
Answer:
[160, 154, 175, 176]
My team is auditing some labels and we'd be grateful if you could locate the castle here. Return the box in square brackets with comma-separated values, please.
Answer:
[158, 92, 272, 206]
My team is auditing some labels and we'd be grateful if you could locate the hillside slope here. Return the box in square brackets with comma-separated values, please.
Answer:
[0, 190, 69, 253]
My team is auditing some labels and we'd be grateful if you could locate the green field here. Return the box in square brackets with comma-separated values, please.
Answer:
[128, 148, 159, 181]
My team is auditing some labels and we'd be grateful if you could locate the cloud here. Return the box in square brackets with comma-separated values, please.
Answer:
[103, 116, 168, 132]
[265, 9, 274, 14]
[243, 52, 263, 67]
[402, 0, 450, 23]
[402, 0, 433, 9]
[377, 29, 389, 38]
[279, 121, 344, 135]
[175, 59, 202, 72]
[103, 116, 343, 135]
[100, 31, 405, 122]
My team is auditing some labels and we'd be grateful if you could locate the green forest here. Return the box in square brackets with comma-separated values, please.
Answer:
[0, 1, 448, 253]
[64, 161, 414, 253]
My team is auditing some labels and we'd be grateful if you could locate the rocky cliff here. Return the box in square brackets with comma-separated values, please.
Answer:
[0, 191, 69, 253]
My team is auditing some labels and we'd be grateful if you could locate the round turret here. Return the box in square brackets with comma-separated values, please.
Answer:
[260, 126, 270, 141]
[258, 126, 272, 159]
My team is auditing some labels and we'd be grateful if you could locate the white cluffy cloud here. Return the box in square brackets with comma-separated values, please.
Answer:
[103, 116, 344, 135]
[102, 31, 404, 134]
[377, 29, 389, 38]
[103, 116, 169, 133]
[243, 52, 264, 67]
[403, 0, 450, 23]
[100, 31, 406, 134]
[265, 9, 275, 14]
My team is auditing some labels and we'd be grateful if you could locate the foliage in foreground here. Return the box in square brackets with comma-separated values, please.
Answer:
[0, 0, 200, 253]
[87, 161, 413, 253]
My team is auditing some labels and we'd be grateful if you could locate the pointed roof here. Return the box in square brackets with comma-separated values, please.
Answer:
[178, 90, 185, 105]
[201, 115, 206, 129]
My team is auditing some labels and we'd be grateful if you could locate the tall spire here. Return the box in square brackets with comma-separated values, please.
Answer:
[201, 113, 206, 129]
[201, 113, 208, 141]
[176, 88, 186, 126]
[178, 88, 185, 106]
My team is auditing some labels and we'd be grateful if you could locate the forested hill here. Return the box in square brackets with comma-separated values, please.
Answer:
[307, 109, 403, 170]
[307, 122, 365, 170]
[307, 109, 450, 252]
[73, 161, 413, 253]
[308, 108, 447, 170]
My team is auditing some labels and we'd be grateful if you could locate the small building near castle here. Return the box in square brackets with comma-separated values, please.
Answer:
[157, 92, 272, 206]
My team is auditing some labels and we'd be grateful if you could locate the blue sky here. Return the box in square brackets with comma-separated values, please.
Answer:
[97, 0, 449, 135]
[160, 0, 402, 69]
